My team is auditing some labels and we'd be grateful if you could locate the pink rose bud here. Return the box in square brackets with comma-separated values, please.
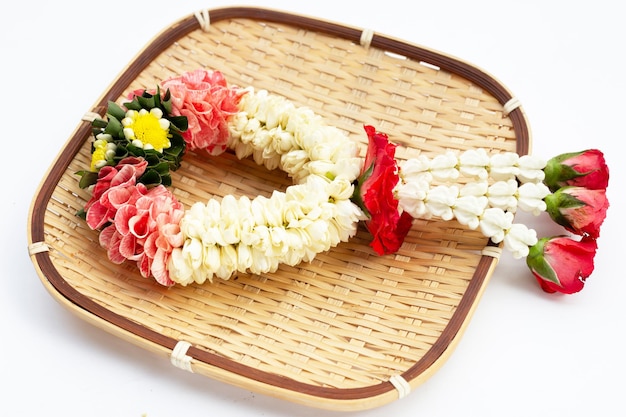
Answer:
[545, 186, 609, 238]
[543, 149, 609, 192]
[526, 236, 597, 294]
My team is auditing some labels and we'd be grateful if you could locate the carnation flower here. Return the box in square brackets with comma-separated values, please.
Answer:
[98, 184, 184, 286]
[161, 68, 246, 155]
[85, 157, 149, 230]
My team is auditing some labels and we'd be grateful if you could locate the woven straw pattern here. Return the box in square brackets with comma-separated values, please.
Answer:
[31, 9, 525, 410]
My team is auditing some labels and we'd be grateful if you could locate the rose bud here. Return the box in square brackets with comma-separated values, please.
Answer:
[545, 186, 609, 238]
[526, 236, 597, 294]
[543, 149, 609, 192]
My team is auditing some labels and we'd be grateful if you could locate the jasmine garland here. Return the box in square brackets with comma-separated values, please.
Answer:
[77, 69, 609, 294]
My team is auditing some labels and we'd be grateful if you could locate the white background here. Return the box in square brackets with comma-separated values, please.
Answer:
[3, 1, 624, 416]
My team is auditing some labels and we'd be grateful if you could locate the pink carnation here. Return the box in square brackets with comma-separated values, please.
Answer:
[160, 69, 246, 155]
[99, 185, 185, 286]
[85, 157, 149, 230]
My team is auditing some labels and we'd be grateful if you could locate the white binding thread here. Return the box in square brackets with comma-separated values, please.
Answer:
[171, 341, 194, 373]
[28, 242, 50, 255]
[503, 97, 521, 116]
[82, 111, 101, 123]
[194, 9, 211, 32]
[482, 246, 503, 259]
[360, 28, 374, 48]
[389, 374, 411, 399]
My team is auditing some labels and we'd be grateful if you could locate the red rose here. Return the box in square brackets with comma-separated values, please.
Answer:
[526, 236, 598, 294]
[544, 149, 609, 192]
[545, 186, 609, 238]
[353, 126, 413, 255]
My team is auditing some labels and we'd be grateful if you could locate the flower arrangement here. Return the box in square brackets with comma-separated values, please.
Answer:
[77, 69, 610, 294]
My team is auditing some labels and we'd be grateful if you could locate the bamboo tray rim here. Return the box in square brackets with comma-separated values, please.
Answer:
[27, 6, 530, 411]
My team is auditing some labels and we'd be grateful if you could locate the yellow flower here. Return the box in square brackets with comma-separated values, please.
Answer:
[122, 108, 171, 152]
[90, 134, 116, 171]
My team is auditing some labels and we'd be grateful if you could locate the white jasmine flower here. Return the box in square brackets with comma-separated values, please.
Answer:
[236, 244, 254, 272]
[202, 244, 222, 279]
[503, 224, 538, 259]
[179, 202, 207, 239]
[399, 155, 430, 175]
[518, 154, 547, 183]
[460, 181, 489, 198]
[333, 157, 363, 182]
[326, 177, 356, 201]
[305, 160, 339, 178]
[479, 208, 514, 243]
[430, 151, 460, 181]
[271, 128, 297, 153]
[169, 238, 204, 285]
[453, 195, 488, 229]
[517, 182, 550, 215]
[459, 148, 490, 179]
[487, 180, 519, 211]
[218, 195, 243, 245]
[396, 179, 430, 218]
[331, 199, 364, 239]
[489, 152, 520, 181]
[280, 149, 309, 178]
[425, 185, 459, 220]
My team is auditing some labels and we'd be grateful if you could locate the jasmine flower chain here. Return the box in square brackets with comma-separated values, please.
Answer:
[168, 87, 365, 285]
[394, 150, 551, 259]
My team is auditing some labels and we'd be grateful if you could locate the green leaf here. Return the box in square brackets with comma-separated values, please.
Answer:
[76, 208, 86, 220]
[350, 163, 374, 217]
[137, 94, 156, 109]
[153, 161, 171, 174]
[76, 170, 98, 189]
[170, 115, 188, 132]
[143, 152, 160, 166]
[107, 101, 127, 121]
[124, 98, 142, 111]
[161, 88, 172, 113]
[153, 86, 162, 108]
[126, 143, 146, 157]
[104, 115, 123, 137]
[114, 144, 130, 159]
[91, 118, 108, 129]
[138, 169, 162, 186]
[160, 175, 172, 187]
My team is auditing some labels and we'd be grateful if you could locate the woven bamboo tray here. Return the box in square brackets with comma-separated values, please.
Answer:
[28, 7, 530, 411]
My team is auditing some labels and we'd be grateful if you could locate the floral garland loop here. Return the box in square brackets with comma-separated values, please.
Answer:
[78, 69, 610, 295]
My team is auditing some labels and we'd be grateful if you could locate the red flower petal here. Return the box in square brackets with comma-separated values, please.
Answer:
[546, 187, 609, 238]
[86, 201, 115, 230]
[358, 126, 414, 255]
[118, 233, 140, 260]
